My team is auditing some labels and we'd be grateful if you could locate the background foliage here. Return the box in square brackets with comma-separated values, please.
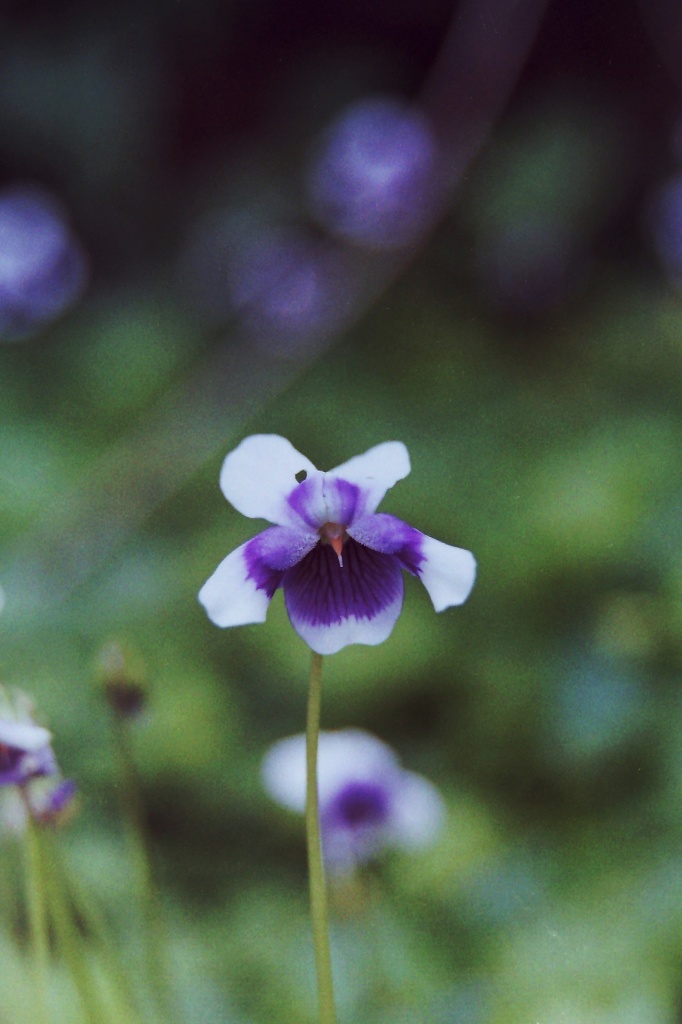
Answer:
[2, 0, 682, 1022]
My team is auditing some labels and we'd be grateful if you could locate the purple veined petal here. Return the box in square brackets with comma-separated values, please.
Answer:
[388, 770, 445, 849]
[199, 527, 319, 628]
[417, 535, 477, 611]
[199, 538, 277, 628]
[325, 441, 410, 520]
[285, 473, 329, 530]
[283, 539, 404, 655]
[347, 513, 425, 574]
[219, 434, 321, 526]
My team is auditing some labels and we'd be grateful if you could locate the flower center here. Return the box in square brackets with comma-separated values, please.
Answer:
[331, 780, 391, 829]
[319, 521, 346, 565]
[0, 741, 22, 777]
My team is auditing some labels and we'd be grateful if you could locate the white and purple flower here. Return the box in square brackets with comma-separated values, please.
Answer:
[199, 435, 476, 655]
[0, 690, 57, 787]
[262, 729, 445, 871]
[0, 688, 77, 834]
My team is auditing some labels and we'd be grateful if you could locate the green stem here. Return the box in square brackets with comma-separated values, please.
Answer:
[111, 714, 175, 1024]
[41, 843, 108, 1024]
[306, 651, 336, 1024]
[22, 814, 51, 1024]
[50, 843, 144, 1024]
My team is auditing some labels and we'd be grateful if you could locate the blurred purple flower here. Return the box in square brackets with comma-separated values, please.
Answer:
[306, 97, 438, 249]
[179, 211, 346, 353]
[0, 690, 57, 786]
[0, 184, 87, 342]
[262, 729, 445, 872]
[198, 434, 476, 655]
[648, 174, 682, 284]
[0, 687, 77, 835]
[228, 227, 346, 349]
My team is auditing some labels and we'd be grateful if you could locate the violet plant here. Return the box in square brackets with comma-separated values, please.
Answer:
[262, 728, 445, 875]
[0, 681, 152, 1024]
[0, 686, 80, 1024]
[199, 434, 476, 1024]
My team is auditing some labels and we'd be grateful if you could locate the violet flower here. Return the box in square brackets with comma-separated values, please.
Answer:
[306, 97, 437, 249]
[0, 185, 88, 342]
[0, 692, 57, 787]
[199, 435, 476, 655]
[262, 729, 445, 871]
[0, 688, 77, 834]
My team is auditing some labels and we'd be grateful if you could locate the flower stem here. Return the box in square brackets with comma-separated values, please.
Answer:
[110, 713, 176, 1024]
[306, 651, 336, 1024]
[22, 815, 51, 1024]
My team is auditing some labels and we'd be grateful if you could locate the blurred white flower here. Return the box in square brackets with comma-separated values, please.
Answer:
[262, 728, 445, 871]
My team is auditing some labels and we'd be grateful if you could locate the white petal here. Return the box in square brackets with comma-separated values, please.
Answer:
[317, 730, 400, 804]
[261, 729, 400, 812]
[261, 734, 307, 812]
[291, 593, 403, 655]
[220, 434, 319, 525]
[418, 535, 477, 611]
[390, 771, 445, 848]
[326, 441, 410, 518]
[0, 719, 52, 752]
[198, 541, 272, 627]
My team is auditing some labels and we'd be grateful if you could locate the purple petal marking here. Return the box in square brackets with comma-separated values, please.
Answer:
[283, 537, 403, 628]
[347, 513, 425, 575]
[244, 526, 318, 597]
[0, 744, 26, 785]
[324, 779, 392, 830]
[286, 475, 327, 528]
[0, 741, 57, 786]
[322, 778, 394, 865]
[321, 477, 364, 525]
[287, 476, 367, 529]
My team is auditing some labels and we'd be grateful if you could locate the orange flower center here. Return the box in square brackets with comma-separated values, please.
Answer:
[319, 521, 346, 564]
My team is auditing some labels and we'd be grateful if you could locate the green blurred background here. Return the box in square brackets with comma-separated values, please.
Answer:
[2, 0, 682, 1021]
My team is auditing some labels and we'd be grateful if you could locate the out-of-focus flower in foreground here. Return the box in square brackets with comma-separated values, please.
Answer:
[306, 96, 437, 249]
[199, 435, 476, 655]
[0, 687, 77, 833]
[262, 729, 445, 872]
[0, 688, 56, 786]
[0, 184, 88, 343]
